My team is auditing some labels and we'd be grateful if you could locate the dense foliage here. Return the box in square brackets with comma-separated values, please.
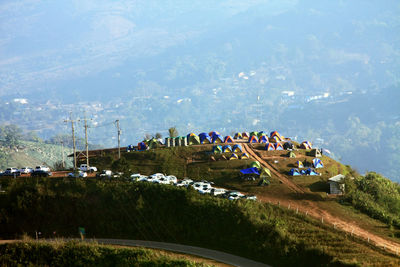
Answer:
[0, 241, 207, 267]
[0, 178, 398, 266]
[343, 172, 400, 228]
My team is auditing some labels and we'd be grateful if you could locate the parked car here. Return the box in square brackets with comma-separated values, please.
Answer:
[210, 188, 227, 196]
[224, 191, 245, 200]
[192, 182, 212, 192]
[31, 170, 52, 177]
[131, 173, 148, 182]
[35, 166, 50, 172]
[4, 167, 19, 175]
[97, 170, 113, 178]
[147, 173, 165, 183]
[165, 175, 177, 184]
[79, 164, 97, 173]
[175, 178, 193, 187]
[198, 185, 213, 194]
[19, 167, 34, 174]
[154, 177, 171, 185]
[243, 195, 257, 201]
[68, 171, 87, 178]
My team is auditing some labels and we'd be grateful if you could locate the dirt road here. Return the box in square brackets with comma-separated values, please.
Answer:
[242, 143, 400, 255]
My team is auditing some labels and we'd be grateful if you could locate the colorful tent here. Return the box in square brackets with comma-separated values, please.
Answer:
[289, 168, 301, 176]
[187, 133, 197, 137]
[265, 143, 275, 151]
[240, 153, 250, 159]
[232, 144, 243, 153]
[200, 134, 212, 144]
[188, 134, 201, 145]
[234, 132, 242, 139]
[224, 136, 234, 143]
[312, 158, 324, 168]
[138, 142, 148, 151]
[212, 134, 224, 143]
[240, 167, 260, 175]
[242, 132, 250, 139]
[260, 167, 271, 178]
[209, 131, 220, 138]
[270, 131, 284, 141]
[275, 143, 284, 150]
[212, 145, 223, 153]
[248, 135, 259, 143]
[287, 151, 296, 158]
[295, 161, 304, 168]
[300, 141, 312, 149]
[148, 139, 160, 149]
[258, 135, 269, 143]
[222, 145, 232, 153]
[306, 168, 319, 176]
[250, 131, 259, 137]
[250, 161, 261, 169]
[257, 131, 267, 137]
[229, 153, 239, 160]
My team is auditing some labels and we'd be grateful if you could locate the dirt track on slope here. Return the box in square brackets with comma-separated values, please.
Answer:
[242, 144, 400, 255]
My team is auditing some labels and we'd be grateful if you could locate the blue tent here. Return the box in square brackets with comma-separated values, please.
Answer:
[126, 144, 135, 152]
[212, 134, 224, 143]
[232, 144, 243, 153]
[289, 168, 301, 176]
[222, 145, 232, 152]
[212, 145, 223, 153]
[199, 133, 212, 144]
[138, 142, 147, 151]
[306, 168, 319, 176]
[312, 158, 324, 168]
[240, 167, 260, 175]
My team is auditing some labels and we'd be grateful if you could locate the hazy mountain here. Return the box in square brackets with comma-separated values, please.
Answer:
[0, 0, 399, 180]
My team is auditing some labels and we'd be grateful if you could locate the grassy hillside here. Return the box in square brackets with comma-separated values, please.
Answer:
[0, 178, 399, 266]
[0, 140, 72, 170]
[0, 240, 212, 267]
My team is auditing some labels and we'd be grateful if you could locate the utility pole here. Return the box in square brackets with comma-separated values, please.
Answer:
[64, 114, 77, 170]
[84, 117, 89, 167]
[61, 141, 65, 169]
[116, 120, 121, 159]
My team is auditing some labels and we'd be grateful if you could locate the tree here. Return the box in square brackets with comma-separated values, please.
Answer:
[168, 127, 178, 138]
[155, 132, 162, 139]
[0, 125, 22, 148]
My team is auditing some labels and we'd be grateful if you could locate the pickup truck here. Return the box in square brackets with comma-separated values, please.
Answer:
[79, 164, 97, 173]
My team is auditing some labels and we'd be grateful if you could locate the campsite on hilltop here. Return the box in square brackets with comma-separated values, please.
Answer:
[1, 129, 400, 266]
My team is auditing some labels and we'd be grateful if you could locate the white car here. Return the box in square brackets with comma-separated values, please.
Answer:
[131, 173, 147, 181]
[19, 167, 33, 174]
[226, 191, 245, 200]
[198, 185, 213, 194]
[154, 177, 171, 185]
[166, 175, 177, 184]
[4, 167, 19, 175]
[80, 164, 97, 173]
[210, 188, 227, 196]
[35, 166, 50, 172]
[175, 178, 193, 187]
[148, 173, 165, 183]
[192, 182, 212, 192]
[68, 171, 87, 178]
[244, 195, 257, 201]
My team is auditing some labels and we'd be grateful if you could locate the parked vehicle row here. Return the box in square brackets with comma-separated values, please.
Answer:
[130, 173, 257, 201]
[0, 165, 52, 177]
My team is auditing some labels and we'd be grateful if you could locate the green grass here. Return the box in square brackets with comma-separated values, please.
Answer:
[0, 240, 212, 267]
[0, 179, 399, 266]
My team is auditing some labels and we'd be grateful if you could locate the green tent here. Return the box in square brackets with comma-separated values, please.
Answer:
[260, 167, 271, 178]
[250, 161, 261, 169]
[148, 138, 160, 149]
[288, 151, 296, 158]
[212, 145, 223, 153]
[257, 132, 267, 137]
[250, 131, 258, 137]
[188, 135, 200, 145]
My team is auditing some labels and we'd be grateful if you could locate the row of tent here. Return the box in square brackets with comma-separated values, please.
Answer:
[289, 168, 320, 176]
[294, 158, 324, 169]
[213, 144, 243, 153]
[185, 131, 287, 145]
